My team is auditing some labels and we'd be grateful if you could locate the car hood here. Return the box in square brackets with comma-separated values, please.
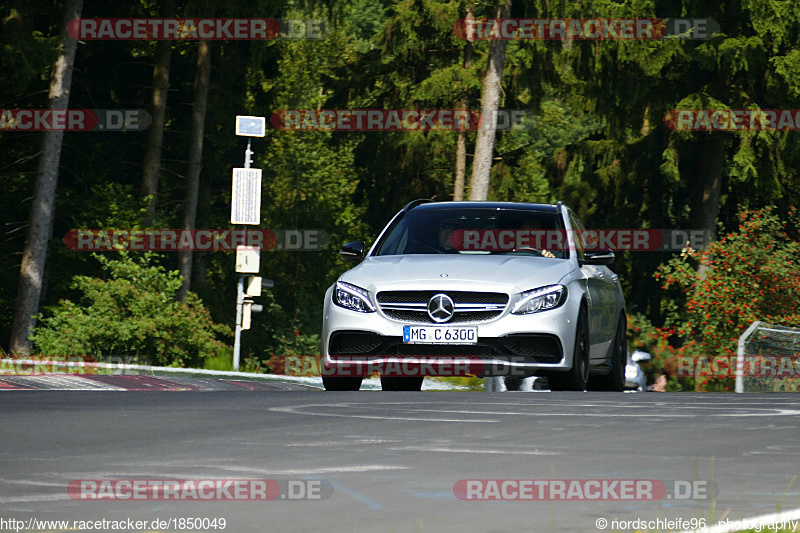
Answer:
[339, 254, 576, 294]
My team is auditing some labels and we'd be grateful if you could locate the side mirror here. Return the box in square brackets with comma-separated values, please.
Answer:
[340, 241, 366, 263]
[581, 249, 615, 266]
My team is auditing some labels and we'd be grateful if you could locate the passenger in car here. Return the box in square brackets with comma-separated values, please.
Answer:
[438, 219, 460, 253]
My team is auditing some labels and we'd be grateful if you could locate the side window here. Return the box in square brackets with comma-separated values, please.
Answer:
[568, 211, 586, 262]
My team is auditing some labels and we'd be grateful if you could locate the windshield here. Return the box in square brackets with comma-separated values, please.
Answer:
[373, 208, 568, 259]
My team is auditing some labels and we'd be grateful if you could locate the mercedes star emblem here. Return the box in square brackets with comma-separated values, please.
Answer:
[427, 293, 455, 323]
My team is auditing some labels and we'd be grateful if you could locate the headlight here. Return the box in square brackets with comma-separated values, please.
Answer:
[512, 285, 566, 314]
[332, 281, 375, 313]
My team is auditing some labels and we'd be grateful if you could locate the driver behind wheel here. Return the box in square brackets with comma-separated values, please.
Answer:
[520, 219, 556, 258]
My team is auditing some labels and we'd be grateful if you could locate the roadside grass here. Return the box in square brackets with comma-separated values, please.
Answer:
[203, 353, 233, 371]
[427, 376, 485, 390]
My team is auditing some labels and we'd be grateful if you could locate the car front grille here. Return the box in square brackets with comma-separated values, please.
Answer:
[376, 291, 508, 324]
[329, 332, 384, 355]
[497, 335, 563, 362]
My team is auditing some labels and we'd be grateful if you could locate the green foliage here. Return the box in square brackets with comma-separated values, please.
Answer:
[245, 291, 321, 361]
[551, 0, 800, 323]
[628, 211, 800, 392]
[32, 254, 231, 367]
[0, 5, 58, 95]
[69, 182, 157, 229]
[342, 0, 386, 53]
[493, 97, 599, 203]
[254, 29, 370, 342]
[657, 207, 800, 354]
[5, 0, 800, 372]
[646, 207, 800, 391]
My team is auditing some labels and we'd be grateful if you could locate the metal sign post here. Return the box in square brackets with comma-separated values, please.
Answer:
[233, 276, 245, 370]
[232, 115, 266, 370]
[244, 138, 252, 169]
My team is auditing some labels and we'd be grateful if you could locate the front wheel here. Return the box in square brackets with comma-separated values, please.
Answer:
[547, 306, 589, 391]
[380, 376, 424, 391]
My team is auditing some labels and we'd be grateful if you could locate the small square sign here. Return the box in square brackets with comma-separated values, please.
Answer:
[235, 246, 260, 274]
[235, 115, 266, 137]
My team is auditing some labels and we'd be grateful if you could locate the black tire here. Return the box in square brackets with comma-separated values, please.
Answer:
[503, 376, 524, 391]
[380, 376, 424, 391]
[589, 314, 627, 392]
[547, 305, 589, 391]
[322, 376, 363, 391]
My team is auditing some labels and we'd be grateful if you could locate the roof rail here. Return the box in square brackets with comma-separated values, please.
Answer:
[556, 200, 563, 211]
[403, 199, 435, 212]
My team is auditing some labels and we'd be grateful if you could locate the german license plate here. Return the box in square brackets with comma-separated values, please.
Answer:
[403, 325, 478, 344]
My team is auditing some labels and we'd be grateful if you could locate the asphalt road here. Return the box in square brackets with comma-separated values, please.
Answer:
[2, 391, 800, 533]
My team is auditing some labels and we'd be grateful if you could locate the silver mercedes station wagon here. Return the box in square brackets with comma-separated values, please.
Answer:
[320, 200, 627, 392]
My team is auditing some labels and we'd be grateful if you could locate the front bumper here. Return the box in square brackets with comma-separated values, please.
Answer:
[321, 284, 580, 377]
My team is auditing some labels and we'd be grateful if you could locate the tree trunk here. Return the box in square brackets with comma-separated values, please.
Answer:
[454, 124, 468, 201]
[192, 161, 213, 291]
[140, 0, 175, 224]
[467, 0, 510, 201]
[9, 0, 83, 355]
[178, 40, 212, 299]
[690, 134, 724, 278]
[453, 5, 474, 202]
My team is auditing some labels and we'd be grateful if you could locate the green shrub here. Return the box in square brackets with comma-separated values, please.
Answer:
[32, 254, 231, 367]
[653, 207, 800, 391]
[657, 207, 800, 352]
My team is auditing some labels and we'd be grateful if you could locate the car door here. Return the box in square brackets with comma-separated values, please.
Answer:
[568, 211, 616, 362]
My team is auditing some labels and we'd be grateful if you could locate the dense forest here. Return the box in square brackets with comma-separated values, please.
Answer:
[2, 0, 799, 375]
